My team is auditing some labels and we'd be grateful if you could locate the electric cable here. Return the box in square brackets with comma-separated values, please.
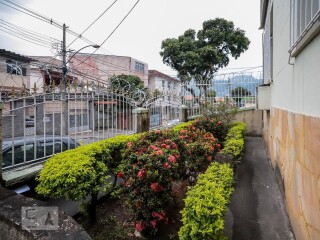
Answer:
[67, 0, 119, 48]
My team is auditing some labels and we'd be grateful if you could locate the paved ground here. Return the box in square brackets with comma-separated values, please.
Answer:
[224, 137, 295, 240]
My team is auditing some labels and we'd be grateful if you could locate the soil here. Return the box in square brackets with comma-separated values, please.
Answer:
[76, 179, 189, 240]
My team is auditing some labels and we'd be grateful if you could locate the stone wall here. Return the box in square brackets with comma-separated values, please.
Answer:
[0, 186, 91, 240]
[266, 107, 320, 240]
[234, 108, 263, 136]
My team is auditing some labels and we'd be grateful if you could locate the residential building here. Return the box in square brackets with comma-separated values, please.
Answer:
[69, 54, 149, 87]
[148, 70, 181, 123]
[0, 49, 35, 93]
[260, 1, 320, 239]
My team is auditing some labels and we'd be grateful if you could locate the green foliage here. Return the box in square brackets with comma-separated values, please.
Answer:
[179, 162, 234, 240]
[99, 134, 141, 170]
[122, 130, 180, 235]
[231, 87, 251, 106]
[201, 100, 238, 126]
[171, 121, 194, 134]
[160, 18, 250, 83]
[192, 117, 228, 144]
[109, 74, 145, 92]
[36, 143, 110, 201]
[221, 122, 246, 162]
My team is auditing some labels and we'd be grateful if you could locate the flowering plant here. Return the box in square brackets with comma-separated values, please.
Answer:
[178, 126, 220, 172]
[192, 117, 228, 144]
[122, 130, 180, 234]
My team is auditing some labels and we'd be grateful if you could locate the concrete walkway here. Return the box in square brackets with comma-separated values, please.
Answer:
[225, 137, 295, 240]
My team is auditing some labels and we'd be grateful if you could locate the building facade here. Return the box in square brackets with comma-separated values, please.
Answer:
[260, 1, 320, 239]
[0, 49, 35, 93]
[69, 54, 149, 87]
[148, 70, 181, 124]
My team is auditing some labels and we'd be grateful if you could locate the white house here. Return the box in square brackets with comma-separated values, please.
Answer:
[260, 1, 320, 239]
[148, 70, 181, 124]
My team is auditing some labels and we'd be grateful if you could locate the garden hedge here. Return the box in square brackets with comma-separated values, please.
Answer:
[178, 121, 246, 240]
[179, 162, 234, 240]
[220, 122, 246, 162]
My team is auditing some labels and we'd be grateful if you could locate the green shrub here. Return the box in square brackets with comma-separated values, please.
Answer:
[99, 134, 141, 170]
[36, 142, 111, 222]
[179, 162, 234, 240]
[171, 121, 194, 134]
[221, 122, 246, 162]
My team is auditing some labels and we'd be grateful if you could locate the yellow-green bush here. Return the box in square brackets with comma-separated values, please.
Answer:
[220, 122, 246, 162]
[171, 121, 194, 134]
[36, 142, 110, 201]
[179, 162, 234, 240]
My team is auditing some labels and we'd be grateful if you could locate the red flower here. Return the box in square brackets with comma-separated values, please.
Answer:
[207, 156, 213, 161]
[171, 143, 178, 149]
[187, 150, 192, 155]
[152, 211, 166, 221]
[216, 143, 221, 149]
[150, 220, 157, 229]
[117, 172, 124, 178]
[155, 150, 163, 156]
[135, 222, 145, 232]
[217, 121, 222, 125]
[137, 170, 147, 179]
[127, 142, 134, 148]
[125, 180, 131, 187]
[163, 162, 171, 169]
[150, 182, 164, 192]
[150, 145, 159, 151]
[155, 130, 161, 134]
[168, 155, 176, 163]
[165, 139, 171, 144]
[160, 144, 167, 149]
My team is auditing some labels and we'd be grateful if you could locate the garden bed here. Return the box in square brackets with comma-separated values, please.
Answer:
[36, 117, 246, 239]
[77, 180, 189, 240]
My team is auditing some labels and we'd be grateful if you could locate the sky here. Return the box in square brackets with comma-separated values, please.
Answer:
[0, 0, 263, 76]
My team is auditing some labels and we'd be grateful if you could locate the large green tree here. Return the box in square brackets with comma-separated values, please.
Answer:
[160, 18, 250, 99]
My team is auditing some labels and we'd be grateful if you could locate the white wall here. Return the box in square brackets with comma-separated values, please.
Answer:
[271, 0, 320, 117]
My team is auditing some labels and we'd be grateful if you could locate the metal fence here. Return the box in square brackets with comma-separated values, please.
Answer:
[1, 82, 139, 171]
[181, 71, 263, 117]
[1, 68, 262, 172]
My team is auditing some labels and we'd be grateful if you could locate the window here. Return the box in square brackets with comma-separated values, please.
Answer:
[135, 62, 144, 72]
[6, 60, 27, 76]
[290, 0, 320, 54]
[162, 80, 165, 88]
[2, 143, 35, 167]
[168, 82, 171, 90]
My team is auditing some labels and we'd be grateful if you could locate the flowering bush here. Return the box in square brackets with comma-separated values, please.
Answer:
[122, 130, 180, 235]
[192, 117, 229, 144]
[177, 126, 220, 173]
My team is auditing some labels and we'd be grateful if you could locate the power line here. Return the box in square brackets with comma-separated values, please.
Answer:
[0, 0, 112, 55]
[78, 0, 142, 64]
[67, 0, 119, 49]
[0, 27, 52, 48]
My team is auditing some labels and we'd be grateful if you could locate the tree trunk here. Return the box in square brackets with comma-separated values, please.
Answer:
[89, 192, 98, 223]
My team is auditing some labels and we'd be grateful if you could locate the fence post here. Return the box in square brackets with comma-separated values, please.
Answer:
[0, 100, 3, 184]
[179, 105, 189, 122]
[133, 107, 150, 133]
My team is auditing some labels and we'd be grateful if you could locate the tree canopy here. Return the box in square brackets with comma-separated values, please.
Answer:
[160, 18, 250, 83]
[231, 87, 251, 106]
[109, 74, 145, 93]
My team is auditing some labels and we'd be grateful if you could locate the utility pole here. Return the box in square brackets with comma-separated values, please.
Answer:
[61, 23, 68, 136]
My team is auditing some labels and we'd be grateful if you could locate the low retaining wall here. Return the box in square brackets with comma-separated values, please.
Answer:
[0, 186, 91, 240]
[234, 108, 263, 136]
